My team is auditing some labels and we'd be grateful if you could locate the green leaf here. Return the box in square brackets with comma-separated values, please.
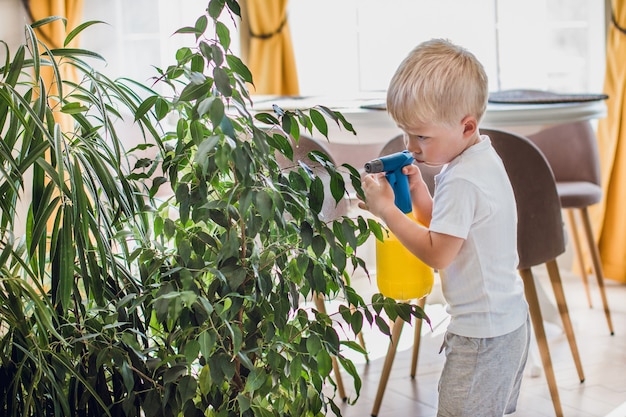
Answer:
[245, 369, 267, 393]
[368, 218, 385, 241]
[330, 172, 346, 204]
[198, 365, 212, 395]
[216, 21, 231, 50]
[375, 315, 391, 336]
[208, 0, 226, 19]
[256, 190, 273, 222]
[350, 310, 363, 336]
[306, 334, 322, 355]
[155, 97, 169, 119]
[179, 80, 210, 102]
[163, 365, 187, 384]
[383, 297, 399, 321]
[198, 96, 216, 117]
[178, 376, 198, 404]
[65, 20, 107, 46]
[341, 220, 358, 250]
[220, 116, 235, 139]
[174, 26, 200, 36]
[120, 360, 135, 393]
[211, 44, 224, 66]
[209, 98, 225, 128]
[48, 48, 105, 61]
[54, 210, 74, 312]
[316, 349, 332, 377]
[184, 340, 201, 364]
[317, 105, 356, 134]
[213, 67, 232, 96]
[195, 15, 208, 37]
[308, 176, 324, 214]
[30, 15, 66, 29]
[311, 235, 326, 257]
[135, 95, 158, 121]
[309, 108, 328, 138]
[60, 102, 88, 114]
[199, 331, 217, 358]
[226, 54, 252, 83]
[237, 394, 251, 412]
[225, 0, 241, 16]
[191, 55, 205, 73]
[190, 120, 205, 144]
[178, 238, 192, 263]
[254, 112, 279, 125]
[6, 44, 25, 87]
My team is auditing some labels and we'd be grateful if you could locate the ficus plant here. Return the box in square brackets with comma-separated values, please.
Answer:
[0, 1, 428, 416]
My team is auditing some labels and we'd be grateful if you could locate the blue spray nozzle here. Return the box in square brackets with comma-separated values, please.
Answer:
[364, 151, 414, 213]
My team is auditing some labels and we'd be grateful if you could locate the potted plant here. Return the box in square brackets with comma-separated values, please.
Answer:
[0, 1, 427, 416]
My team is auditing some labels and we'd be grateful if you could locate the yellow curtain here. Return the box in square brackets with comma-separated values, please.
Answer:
[241, 0, 299, 96]
[26, 0, 84, 115]
[25, 0, 84, 236]
[593, 0, 626, 283]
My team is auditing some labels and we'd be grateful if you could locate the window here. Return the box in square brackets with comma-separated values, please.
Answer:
[288, 0, 606, 96]
[79, 0, 606, 97]
[80, 0, 233, 94]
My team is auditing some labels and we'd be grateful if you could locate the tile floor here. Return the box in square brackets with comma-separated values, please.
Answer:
[325, 246, 626, 417]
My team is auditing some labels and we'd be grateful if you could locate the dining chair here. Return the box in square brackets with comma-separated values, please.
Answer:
[527, 121, 614, 335]
[275, 134, 363, 401]
[274, 134, 350, 221]
[484, 127, 586, 417]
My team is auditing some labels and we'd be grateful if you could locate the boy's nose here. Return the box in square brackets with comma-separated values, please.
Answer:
[406, 140, 421, 155]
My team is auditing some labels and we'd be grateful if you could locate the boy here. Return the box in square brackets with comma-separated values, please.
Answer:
[360, 39, 530, 416]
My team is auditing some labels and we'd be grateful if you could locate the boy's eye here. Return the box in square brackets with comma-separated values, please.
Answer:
[406, 134, 427, 141]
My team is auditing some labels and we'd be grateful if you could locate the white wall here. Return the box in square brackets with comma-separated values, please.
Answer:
[0, 0, 29, 60]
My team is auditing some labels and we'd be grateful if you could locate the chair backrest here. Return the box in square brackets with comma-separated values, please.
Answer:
[481, 128, 566, 269]
[379, 135, 441, 195]
[275, 135, 348, 221]
[527, 121, 601, 186]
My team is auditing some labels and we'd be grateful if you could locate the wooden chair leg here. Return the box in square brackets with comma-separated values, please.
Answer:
[520, 268, 564, 417]
[371, 316, 405, 417]
[313, 293, 347, 401]
[331, 355, 347, 401]
[410, 297, 426, 378]
[580, 207, 615, 335]
[545, 259, 585, 383]
[351, 303, 369, 362]
[567, 209, 593, 308]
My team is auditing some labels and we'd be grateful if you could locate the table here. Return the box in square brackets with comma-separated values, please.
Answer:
[251, 95, 607, 168]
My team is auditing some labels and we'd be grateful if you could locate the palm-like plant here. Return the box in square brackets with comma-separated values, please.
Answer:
[0, 2, 427, 416]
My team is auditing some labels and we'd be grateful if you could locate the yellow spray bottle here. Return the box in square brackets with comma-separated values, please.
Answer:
[375, 214, 433, 301]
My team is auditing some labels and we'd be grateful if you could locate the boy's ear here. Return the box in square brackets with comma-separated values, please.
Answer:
[461, 115, 478, 137]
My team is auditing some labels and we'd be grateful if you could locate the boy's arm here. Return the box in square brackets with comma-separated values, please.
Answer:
[361, 173, 462, 270]
[379, 207, 463, 270]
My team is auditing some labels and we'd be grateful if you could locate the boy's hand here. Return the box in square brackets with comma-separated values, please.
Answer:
[403, 164, 425, 191]
[359, 173, 396, 219]
[403, 163, 434, 226]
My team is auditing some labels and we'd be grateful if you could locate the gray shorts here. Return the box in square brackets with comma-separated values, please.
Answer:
[437, 316, 530, 417]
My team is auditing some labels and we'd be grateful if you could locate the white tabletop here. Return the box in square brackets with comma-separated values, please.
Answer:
[250, 95, 607, 166]
[252, 95, 606, 140]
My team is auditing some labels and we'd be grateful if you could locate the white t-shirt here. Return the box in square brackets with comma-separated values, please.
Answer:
[429, 135, 528, 338]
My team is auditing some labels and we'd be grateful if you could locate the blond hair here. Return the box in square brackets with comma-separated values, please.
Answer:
[386, 39, 488, 129]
